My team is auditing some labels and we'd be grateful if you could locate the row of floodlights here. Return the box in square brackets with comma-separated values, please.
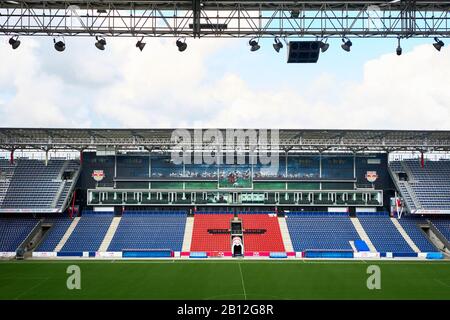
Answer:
[7, 35, 445, 55]
[250, 37, 445, 55]
[7, 35, 182, 52]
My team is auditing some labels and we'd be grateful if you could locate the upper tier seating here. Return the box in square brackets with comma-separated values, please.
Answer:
[286, 212, 360, 251]
[0, 159, 80, 210]
[56, 161, 80, 208]
[190, 213, 284, 252]
[397, 216, 437, 252]
[56, 183, 72, 208]
[388, 161, 403, 173]
[358, 213, 414, 253]
[61, 212, 113, 252]
[395, 181, 417, 211]
[405, 159, 450, 182]
[0, 217, 39, 251]
[108, 210, 186, 251]
[390, 159, 450, 211]
[35, 216, 72, 252]
[0, 160, 16, 205]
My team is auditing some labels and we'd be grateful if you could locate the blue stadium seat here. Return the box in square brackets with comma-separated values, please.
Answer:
[358, 214, 414, 253]
[108, 211, 186, 251]
[431, 218, 450, 242]
[286, 212, 360, 251]
[0, 217, 39, 251]
[397, 216, 437, 252]
[35, 217, 72, 252]
[61, 213, 113, 252]
[390, 159, 450, 211]
[0, 159, 80, 210]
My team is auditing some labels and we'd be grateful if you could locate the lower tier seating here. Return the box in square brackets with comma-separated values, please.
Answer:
[35, 217, 72, 252]
[189, 214, 284, 252]
[359, 214, 414, 253]
[108, 211, 186, 251]
[190, 214, 233, 252]
[431, 218, 450, 242]
[0, 217, 39, 251]
[397, 216, 437, 252]
[1, 212, 448, 255]
[286, 212, 360, 252]
[61, 213, 113, 252]
[240, 214, 285, 252]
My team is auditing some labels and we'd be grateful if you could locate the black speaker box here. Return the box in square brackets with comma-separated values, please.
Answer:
[287, 41, 321, 63]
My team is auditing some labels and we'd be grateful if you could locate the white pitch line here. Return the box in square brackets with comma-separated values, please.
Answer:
[434, 278, 450, 288]
[238, 262, 247, 300]
[13, 277, 49, 300]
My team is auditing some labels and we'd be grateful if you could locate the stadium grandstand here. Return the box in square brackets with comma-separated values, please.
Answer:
[0, 128, 449, 260]
[3, 0, 450, 307]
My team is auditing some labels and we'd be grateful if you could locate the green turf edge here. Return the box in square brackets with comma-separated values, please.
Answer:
[0, 260, 449, 300]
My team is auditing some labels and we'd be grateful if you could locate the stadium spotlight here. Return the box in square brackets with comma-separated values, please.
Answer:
[249, 38, 260, 52]
[273, 37, 283, 53]
[95, 36, 107, 50]
[396, 38, 402, 56]
[53, 38, 66, 52]
[319, 39, 330, 53]
[8, 36, 20, 50]
[136, 37, 146, 51]
[176, 38, 187, 52]
[341, 37, 352, 52]
[433, 37, 445, 51]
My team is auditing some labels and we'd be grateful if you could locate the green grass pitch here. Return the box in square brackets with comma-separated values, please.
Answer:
[0, 260, 449, 300]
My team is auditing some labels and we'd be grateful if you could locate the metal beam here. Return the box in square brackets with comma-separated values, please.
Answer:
[1, 128, 450, 153]
[1, 1, 450, 38]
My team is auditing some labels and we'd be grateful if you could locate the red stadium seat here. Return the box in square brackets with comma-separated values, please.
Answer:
[190, 214, 285, 252]
[238, 214, 285, 252]
[190, 214, 233, 252]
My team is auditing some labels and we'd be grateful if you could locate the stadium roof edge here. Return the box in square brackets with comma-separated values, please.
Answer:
[1, 128, 450, 153]
[2, 1, 450, 10]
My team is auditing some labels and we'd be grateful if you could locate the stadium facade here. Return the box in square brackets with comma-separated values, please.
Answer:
[0, 128, 449, 260]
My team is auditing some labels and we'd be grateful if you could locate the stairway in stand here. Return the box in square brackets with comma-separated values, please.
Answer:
[54, 217, 80, 252]
[390, 218, 420, 253]
[99, 217, 122, 252]
[350, 217, 377, 252]
[182, 216, 195, 252]
[277, 216, 294, 252]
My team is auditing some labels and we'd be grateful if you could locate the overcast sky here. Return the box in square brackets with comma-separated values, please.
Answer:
[0, 36, 448, 130]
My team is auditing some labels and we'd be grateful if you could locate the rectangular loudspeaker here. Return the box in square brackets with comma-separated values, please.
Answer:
[287, 41, 321, 63]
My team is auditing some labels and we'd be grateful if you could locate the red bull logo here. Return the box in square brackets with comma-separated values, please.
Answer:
[232, 237, 242, 246]
[91, 170, 105, 182]
[365, 171, 378, 183]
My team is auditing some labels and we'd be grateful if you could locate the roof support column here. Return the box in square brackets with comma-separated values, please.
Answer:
[79, 150, 84, 166]
[45, 149, 48, 166]
[10, 149, 14, 165]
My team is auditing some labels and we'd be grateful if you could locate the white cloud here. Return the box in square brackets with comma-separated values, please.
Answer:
[201, 44, 450, 129]
[0, 38, 449, 130]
